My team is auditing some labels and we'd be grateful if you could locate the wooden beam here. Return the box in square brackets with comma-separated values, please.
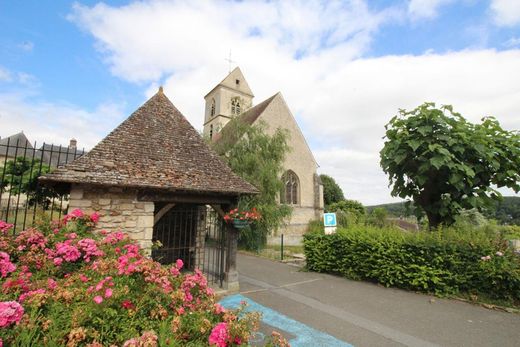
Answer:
[210, 204, 225, 218]
[138, 191, 238, 205]
[154, 203, 175, 225]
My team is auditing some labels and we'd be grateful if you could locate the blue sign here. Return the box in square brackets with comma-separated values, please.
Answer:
[324, 213, 337, 227]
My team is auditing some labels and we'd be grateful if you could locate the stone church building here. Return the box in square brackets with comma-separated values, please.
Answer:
[203, 67, 324, 244]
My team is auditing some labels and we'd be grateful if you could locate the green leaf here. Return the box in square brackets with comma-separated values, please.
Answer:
[408, 139, 421, 151]
[430, 156, 444, 169]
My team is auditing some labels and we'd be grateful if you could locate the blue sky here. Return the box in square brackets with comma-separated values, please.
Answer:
[1, 0, 519, 204]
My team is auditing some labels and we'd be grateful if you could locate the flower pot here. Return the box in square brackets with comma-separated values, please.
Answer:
[232, 219, 250, 229]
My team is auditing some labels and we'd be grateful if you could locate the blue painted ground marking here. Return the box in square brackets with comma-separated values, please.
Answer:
[220, 294, 353, 347]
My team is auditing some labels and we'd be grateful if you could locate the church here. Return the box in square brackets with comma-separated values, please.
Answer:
[203, 67, 324, 245]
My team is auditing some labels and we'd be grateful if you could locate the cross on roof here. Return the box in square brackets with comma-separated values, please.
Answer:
[225, 50, 236, 73]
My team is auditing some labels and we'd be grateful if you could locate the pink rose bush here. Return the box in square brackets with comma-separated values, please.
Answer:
[0, 210, 285, 346]
[0, 301, 23, 328]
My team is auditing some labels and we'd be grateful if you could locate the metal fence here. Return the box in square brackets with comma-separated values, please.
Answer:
[0, 136, 85, 233]
[152, 204, 227, 287]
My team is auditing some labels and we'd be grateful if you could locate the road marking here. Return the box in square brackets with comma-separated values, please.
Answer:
[220, 294, 353, 347]
[240, 278, 322, 294]
[240, 274, 440, 347]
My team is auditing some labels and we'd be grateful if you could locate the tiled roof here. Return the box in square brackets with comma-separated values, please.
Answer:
[40, 144, 86, 167]
[40, 89, 258, 195]
[0, 132, 38, 158]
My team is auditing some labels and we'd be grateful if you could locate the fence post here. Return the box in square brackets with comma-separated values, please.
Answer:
[281, 233, 284, 261]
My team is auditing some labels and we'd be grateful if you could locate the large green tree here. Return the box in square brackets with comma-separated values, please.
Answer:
[380, 102, 520, 228]
[211, 118, 292, 249]
[320, 174, 345, 207]
[1, 157, 58, 208]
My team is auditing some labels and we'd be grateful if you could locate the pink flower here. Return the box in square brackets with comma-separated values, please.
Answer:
[67, 233, 78, 239]
[0, 252, 16, 278]
[70, 209, 84, 218]
[55, 242, 81, 262]
[47, 278, 57, 290]
[77, 238, 104, 262]
[79, 274, 89, 283]
[0, 301, 24, 327]
[170, 266, 180, 277]
[496, 251, 504, 257]
[121, 300, 135, 310]
[176, 259, 184, 270]
[214, 303, 226, 314]
[53, 257, 63, 266]
[104, 288, 113, 298]
[209, 322, 229, 347]
[176, 307, 185, 315]
[90, 212, 100, 223]
[19, 289, 45, 303]
[93, 296, 103, 304]
[123, 331, 158, 347]
[0, 221, 13, 234]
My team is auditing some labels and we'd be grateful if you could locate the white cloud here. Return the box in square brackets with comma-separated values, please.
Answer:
[407, 0, 454, 19]
[17, 41, 34, 52]
[0, 92, 125, 149]
[63, 1, 520, 205]
[69, 0, 394, 83]
[491, 0, 520, 26]
[0, 66, 12, 82]
[504, 36, 520, 47]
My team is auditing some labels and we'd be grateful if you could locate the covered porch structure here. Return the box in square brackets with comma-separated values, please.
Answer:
[41, 88, 258, 291]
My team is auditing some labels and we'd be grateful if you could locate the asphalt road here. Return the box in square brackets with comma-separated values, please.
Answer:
[236, 253, 520, 347]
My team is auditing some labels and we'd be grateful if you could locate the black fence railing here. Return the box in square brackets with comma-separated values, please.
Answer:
[152, 204, 227, 287]
[0, 136, 85, 233]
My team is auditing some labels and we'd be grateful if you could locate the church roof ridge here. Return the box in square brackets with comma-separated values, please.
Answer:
[204, 66, 254, 98]
[40, 89, 258, 195]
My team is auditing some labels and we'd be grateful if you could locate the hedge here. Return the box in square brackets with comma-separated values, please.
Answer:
[303, 226, 520, 303]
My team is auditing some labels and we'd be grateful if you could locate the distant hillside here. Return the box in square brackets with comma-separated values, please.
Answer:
[366, 201, 414, 217]
[367, 197, 520, 225]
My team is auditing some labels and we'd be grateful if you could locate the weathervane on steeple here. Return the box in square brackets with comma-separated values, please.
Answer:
[225, 49, 236, 73]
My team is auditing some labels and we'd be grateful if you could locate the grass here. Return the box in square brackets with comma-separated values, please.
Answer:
[239, 244, 304, 261]
[0, 207, 63, 232]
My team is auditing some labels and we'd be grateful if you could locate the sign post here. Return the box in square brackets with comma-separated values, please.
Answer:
[323, 213, 337, 234]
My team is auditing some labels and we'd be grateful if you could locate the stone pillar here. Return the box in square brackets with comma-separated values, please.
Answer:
[224, 224, 239, 292]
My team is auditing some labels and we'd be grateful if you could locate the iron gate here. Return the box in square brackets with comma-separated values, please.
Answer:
[151, 204, 227, 287]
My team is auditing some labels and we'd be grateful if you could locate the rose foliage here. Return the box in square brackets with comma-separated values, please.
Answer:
[0, 209, 283, 346]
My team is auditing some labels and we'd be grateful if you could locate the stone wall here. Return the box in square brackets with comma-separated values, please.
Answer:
[68, 184, 154, 251]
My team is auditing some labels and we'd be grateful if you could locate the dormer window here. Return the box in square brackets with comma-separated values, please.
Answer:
[236, 79, 240, 86]
[231, 98, 241, 115]
[210, 98, 216, 117]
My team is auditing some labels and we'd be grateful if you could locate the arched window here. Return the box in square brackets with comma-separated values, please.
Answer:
[231, 98, 241, 115]
[281, 170, 299, 205]
[210, 98, 215, 117]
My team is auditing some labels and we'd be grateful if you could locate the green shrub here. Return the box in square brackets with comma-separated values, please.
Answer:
[0, 210, 265, 346]
[304, 225, 520, 304]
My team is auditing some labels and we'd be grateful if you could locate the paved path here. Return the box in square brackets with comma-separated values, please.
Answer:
[235, 253, 520, 347]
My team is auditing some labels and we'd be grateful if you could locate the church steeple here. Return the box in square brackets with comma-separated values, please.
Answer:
[203, 67, 254, 139]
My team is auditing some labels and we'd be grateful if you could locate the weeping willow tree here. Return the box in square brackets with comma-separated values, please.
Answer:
[211, 118, 292, 250]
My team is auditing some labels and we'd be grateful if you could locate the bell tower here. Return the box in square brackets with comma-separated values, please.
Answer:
[203, 67, 254, 139]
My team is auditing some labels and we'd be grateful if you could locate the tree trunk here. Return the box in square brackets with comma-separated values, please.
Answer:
[426, 210, 442, 230]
